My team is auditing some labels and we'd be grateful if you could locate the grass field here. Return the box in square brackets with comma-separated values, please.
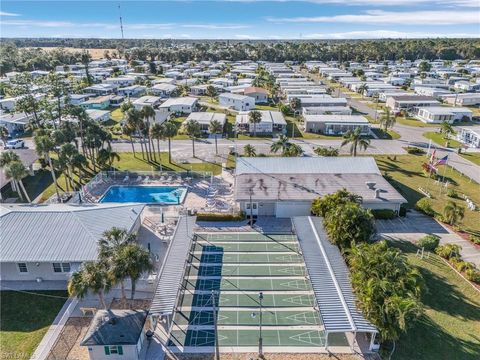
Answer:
[397, 117, 439, 128]
[375, 154, 480, 232]
[459, 152, 480, 166]
[32, 47, 116, 59]
[388, 241, 480, 360]
[371, 128, 401, 140]
[423, 131, 462, 148]
[0, 291, 68, 359]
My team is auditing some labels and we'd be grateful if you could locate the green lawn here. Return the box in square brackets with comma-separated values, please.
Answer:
[0, 291, 68, 359]
[459, 152, 480, 166]
[424, 132, 462, 148]
[109, 108, 124, 123]
[375, 154, 480, 232]
[371, 128, 401, 140]
[387, 241, 480, 360]
[397, 117, 439, 128]
[111, 152, 223, 175]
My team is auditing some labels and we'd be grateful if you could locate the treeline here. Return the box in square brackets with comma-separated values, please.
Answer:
[1, 38, 480, 75]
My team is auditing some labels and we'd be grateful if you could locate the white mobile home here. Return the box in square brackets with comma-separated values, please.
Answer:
[457, 126, 480, 148]
[159, 97, 198, 114]
[184, 112, 226, 134]
[235, 110, 286, 135]
[219, 93, 255, 111]
[304, 115, 370, 135]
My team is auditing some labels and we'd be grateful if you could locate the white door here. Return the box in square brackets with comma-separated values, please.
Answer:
[275, 202, 311, 218]
[245, 202, 258, 216]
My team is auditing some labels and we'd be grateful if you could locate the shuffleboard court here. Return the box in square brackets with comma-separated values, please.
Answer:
[183, 278, 313, 292]
[169, 329, 343, 348]
[179, 292, 317, 308]
[191, 242, 301, 253]
[187, 264, 307, 277]
[175, 309, 322, 326]
[169, 232, 327, 352]
[196, 233, 298, 242]
[191, 252, 304, 264]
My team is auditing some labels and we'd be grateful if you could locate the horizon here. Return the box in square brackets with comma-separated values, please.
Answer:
[1, 0, 479, 40]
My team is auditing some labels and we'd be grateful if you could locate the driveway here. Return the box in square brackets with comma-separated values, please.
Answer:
[377, 210, 480, 266]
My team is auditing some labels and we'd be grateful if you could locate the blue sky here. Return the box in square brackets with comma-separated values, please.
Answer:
[1, 0, 479, 39]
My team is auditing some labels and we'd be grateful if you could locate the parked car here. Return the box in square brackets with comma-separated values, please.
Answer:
[4, 139, 25, 149]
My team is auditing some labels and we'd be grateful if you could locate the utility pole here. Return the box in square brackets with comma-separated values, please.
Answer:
[118, 4, 125, 40]
[212, 290, 220, 360]
[258, 291, 264, 358]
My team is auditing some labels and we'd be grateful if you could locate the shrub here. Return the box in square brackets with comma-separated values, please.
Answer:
[405, 146, 425, 155]
[416, 234, 440, 251]
[435, 243, 462, 260]
[465, 269, 480, 284]
[469, 235, 480, 245]
[196, 212, 245, 222]
[447, 189, 458, 198]
[455, 261, 475, 273]
[415, 197, 435, 217]
[311, 189, 362, 217]
[371, 209, 396, 219]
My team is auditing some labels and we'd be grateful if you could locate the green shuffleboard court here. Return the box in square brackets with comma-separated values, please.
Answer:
[180, 292, 317, 308]
[190, 252, 304, 264]
[169, 232, 328, 351]
[186, 264, 307, 277]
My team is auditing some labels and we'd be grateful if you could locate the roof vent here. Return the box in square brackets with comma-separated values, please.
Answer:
[108, 317, 117, 325]
[366, 181, 376, 190]
[375, 189, 381, 198]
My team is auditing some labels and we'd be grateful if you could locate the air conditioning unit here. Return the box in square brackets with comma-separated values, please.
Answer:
[36, 277, 43, 283]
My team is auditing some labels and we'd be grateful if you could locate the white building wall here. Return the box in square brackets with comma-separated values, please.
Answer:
[0, 262, 82, 282]
[86, 344, 139, 360]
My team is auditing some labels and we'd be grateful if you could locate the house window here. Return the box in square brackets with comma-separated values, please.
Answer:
[53, 263, 71, 273]
[17, 263, 28, 273]
[104, 345, 123, 355]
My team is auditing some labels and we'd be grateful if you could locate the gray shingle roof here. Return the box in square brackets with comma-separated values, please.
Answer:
[0, 203, 144, 262]
[81, 309, 147, 346]
[293, 216, 377, 334]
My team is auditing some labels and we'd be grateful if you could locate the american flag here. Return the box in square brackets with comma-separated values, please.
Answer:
[435, 155, 448, 166]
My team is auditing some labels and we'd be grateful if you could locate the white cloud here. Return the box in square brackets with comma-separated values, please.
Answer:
[221, 0, 479, 6]
[0, 11, 20, 16]
[234, 34, 259, 39]
[1, 20, 75, 27]
[267, 10, 479, 25]
[303, 30, 480, 39]
[124, 23, 175, 30]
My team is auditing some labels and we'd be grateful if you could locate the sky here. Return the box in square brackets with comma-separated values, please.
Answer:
[1, 0, 479, 40]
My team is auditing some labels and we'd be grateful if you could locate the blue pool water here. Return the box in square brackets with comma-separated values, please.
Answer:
[100, 186, 187, 204]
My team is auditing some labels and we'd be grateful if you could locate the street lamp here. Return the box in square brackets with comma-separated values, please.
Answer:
[258, 292, 264, 357]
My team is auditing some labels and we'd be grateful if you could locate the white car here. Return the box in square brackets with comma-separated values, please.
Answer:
[4, 139, 25, 149]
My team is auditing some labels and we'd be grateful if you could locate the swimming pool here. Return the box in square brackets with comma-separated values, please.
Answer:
[100, 186, 188, 204]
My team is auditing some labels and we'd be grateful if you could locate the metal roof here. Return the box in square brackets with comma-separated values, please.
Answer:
[293, 216, 377, 334]
[0, 203, 144, 262]
[236, 157, 381, 176]
[150, 216, 196, 316]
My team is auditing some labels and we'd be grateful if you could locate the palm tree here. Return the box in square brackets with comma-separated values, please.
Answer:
[341, 127, 370, 156]
[0, 126, 8, 147]
[443, 201, 465, 226]
[122, 123, 136, 157]
[117, 243, 153, 300]
[142, 105, 156, 161]
[150, 123, 165, 167]
[208, 119, 223, 155]
[380, 108, 396, 132]
[284, 143, 304, 157]
[206, 85, 217, 101]
[59, 143, 79, 191]
[4, 161, 31, 203]
[126, 108, 146, 160]
[34, 131, 61, 202]
[81, 50, 93, 86]
[97, 148, 120, 170]
[185, 119, 201, 158]
[289, 97, 301, 116]
[440, 120, 455, 142]
[68, 261, 112, 309]
[243, 144, 256, 157]
[270, 135, 290, 155]
[358, 84, 369, 98]
[314, 146, 339, 157]
[163, 120, 178, 163]
[248, 110, 262, 137]
[98, 227, 136, 302]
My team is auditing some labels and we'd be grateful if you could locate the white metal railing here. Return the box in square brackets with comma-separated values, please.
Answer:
[30, 297, 79, 360]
